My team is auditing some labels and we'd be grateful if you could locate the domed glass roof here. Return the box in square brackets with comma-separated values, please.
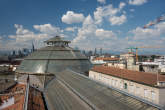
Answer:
[16, 36, 92, 74]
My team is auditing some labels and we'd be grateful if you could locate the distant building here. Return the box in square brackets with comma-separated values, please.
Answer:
[120, 52, 135, 60]
[107, 63, 126, 69]
[0, 55, 9, 63]
[120, 52, 139, 71]
[137, 56, 165, 74]
[91, 57, 119, 65]
[138, 62, 159, 73]
[89, 65, 165, 108]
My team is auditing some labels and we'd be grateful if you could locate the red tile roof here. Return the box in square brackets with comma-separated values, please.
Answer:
[93, 57, 119, 61]
[0, 83, 46, 110]
[91, 65, 165, 87]
[28, 87, 46, 110]
[0, 84, 26, 110]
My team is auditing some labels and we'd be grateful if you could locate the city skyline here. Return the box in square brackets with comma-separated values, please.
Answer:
[0, 0, 165, 54]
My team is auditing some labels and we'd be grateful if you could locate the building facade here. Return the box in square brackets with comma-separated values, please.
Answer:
[89, 66, 165, 108]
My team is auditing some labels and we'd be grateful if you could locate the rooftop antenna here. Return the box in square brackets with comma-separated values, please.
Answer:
[32, 41, 35, 52]
[94, 48, 97, 56]
[100, 48, 102, 56]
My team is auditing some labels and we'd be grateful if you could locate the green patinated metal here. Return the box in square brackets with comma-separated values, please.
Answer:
[16, 36, 92, 75]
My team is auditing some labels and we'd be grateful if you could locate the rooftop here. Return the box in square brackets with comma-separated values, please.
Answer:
[44, 69, 158, 110]
[91, 65, 165, 87]
[0, 69, 160, 110]
[93, 57, 119, 61]
[0, 79, 16, 93]
[0, 83, 26, 110]
[44, 36, 70, 43]
[28, 87, 46, 110]
[16, 36, 91, 75]
[44, 36, 71, 47]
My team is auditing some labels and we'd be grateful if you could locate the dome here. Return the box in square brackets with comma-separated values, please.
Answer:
[16, 36, 92, 75]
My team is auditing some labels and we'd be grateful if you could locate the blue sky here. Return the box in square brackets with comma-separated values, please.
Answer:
[0, 0, 165, 54]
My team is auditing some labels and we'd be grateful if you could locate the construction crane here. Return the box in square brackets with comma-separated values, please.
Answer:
[126, 14, 165, 62]
[126, 47, 138, 62]
[143, 14, 165, 28]
[126, 46, 165, 62]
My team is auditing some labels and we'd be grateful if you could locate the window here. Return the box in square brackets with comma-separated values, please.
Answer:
[116, 80, 118, 87]
[104, 77, 107, 84]
[130, 85, 134, 93]
[103, 76, 106, 84]
[114, 80, 117, 86]
[111, 79, 113, 86]
[99, 74, 101, 80]
[101, 76, 104, 83]
[106, 77, 109, 85]
[151, 91, 156, 101]
[136, 87, 140, 95]
[120, 82, 123, 89]
[112, 79, 115, 86]
[90, 74, 94, 79]
[158, 81, 165, 86]
[108, 79, 111, 86]
[144, 89, 148, 98]
[124, 83, 127, 89]
[94, 74, 96, 79]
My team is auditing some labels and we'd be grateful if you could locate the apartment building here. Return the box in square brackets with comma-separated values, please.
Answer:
[89, 65, 165, 108]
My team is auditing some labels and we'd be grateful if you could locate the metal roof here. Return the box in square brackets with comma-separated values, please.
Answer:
[44, 78, 92, 110]
[16, 37, 92, 74]
[25, 47, 87, 60]
[16, 58, 91, 74]
[43, 69, 159, 110]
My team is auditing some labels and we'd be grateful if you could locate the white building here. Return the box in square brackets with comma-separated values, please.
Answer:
[138, 56, 165, 74]
[120, 52, 139, 71]
[91, 57, 119, 65]
[108, 63, 126, 69]
[89, 65, 165, 108]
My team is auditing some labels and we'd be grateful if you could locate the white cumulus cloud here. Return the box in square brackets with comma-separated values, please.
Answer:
[9, 24, 34, 41]
[94, 2, 126, 25]
[73, 15, 96, 43]
[109, 14, 127, 25]
[72, 15, 118, 50]
[119, 2, 126, 10]
[130, 22, 165, 40]
[129, 0, 148, 5]
[65, 27, 77, 32]
[95, 29, 116, 39]
[5, 24, 66, 50]
[97, 0, 106, 4]
[14, 24, 33, 35]
[33, 24, 61, 35]
[61, 11, 85, 24]
[94, 5, 119, 24]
